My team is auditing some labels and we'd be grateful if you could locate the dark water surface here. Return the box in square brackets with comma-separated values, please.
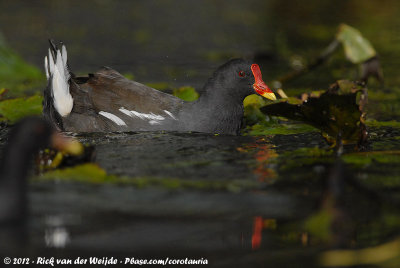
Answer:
[1, 0, 400, 267]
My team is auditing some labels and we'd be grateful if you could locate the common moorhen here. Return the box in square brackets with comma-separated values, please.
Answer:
[44, 41, 276, 135]
[0, 117, 81, 225]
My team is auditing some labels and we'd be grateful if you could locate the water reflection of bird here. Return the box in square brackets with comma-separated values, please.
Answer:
[0, 117, 81, 225]
[43, 40, 276, 135]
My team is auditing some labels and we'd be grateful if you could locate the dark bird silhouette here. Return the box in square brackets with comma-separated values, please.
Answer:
[0, 117, 81, 252]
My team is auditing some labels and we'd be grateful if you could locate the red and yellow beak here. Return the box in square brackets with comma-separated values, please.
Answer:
[251, 64, 276, 101]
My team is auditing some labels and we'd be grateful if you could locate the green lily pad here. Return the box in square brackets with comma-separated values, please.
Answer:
[0, 33, 45, 96]
[304, 209, 333, 242]
[243, 94, 271, 126]
[40, 163, 119, 184]
[336, 24, 376, 64]
[243, 94, 268, 107]
[0, 95, 43, 123]
[38, 163, 260, 192]
[146, 82, 170, 91]
[245, 122, 316, 136]
[122, 73, 135, 81]
[173, 86, 199, 101]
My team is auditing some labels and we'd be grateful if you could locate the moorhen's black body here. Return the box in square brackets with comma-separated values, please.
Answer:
[43, 41, 276, 135]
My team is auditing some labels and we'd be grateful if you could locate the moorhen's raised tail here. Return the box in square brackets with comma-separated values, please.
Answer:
[43, 41, 276, 135]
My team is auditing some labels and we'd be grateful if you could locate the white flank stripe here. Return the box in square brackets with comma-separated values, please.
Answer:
[149, 120, 162, 125]
[119, 107, 132, 117]
[164, 110, 177, 120]
[99, 111, 127, 126]
[119, 107, 165, 121]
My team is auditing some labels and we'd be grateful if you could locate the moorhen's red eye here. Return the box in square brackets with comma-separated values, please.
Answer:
[238, 70, 246, 77]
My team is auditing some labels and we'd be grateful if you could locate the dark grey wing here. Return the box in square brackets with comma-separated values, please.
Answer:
[86, 68, 185, 130]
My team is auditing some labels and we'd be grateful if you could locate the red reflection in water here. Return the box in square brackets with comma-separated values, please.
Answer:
[237, 138, 277, 182]
[254, 145, 277, 181]
[252, 216, 263, 249]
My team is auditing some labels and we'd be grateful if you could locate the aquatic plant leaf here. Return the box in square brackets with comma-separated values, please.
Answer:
[41, 163, 112, 184]
[342, 150, 400, 166]
[246, 122, 316, 136]
[146, 82, 170, 91]
[0, 95, 43, 123]
[261, 81, 367, 146]
[0, 33, 44, 96]
[122, 72, 135, 81]
[243, 94, 268, 107]
[304, 210, 333, 242]
[243, 94, 272, 126]
[336, 24, 376, 64]
[39, 163, 260, 191]
[0, 88, 6, 99]
[173, 86, 199, 101]
[319, 236, 400, 267]
[243, 95, 315, 135]
[37, 143, 94, 172]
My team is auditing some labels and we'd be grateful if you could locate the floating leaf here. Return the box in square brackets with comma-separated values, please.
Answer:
[37, 143, 94, 172]
[304, 210, 333, 242]
[173, 86, 199, 101]
[41, 163, 112, 184]
[0, 33, 44, 96]
[146, 81, 170, 91]
[0, 88, 6, 97]
[39, 163, 259, 191]
[320, 236, 400, 267]
[243, 94, 268, 107]
[336, 24, 376, 64]
[0, 95, 43, 123]
[261, 81, 367, 147]
[243, 94, 271, 126]
[122, 73, 135, 80]
[246, 122, 316, 136]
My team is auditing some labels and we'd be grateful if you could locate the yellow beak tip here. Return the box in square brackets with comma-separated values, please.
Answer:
[262, 92, 277, 101]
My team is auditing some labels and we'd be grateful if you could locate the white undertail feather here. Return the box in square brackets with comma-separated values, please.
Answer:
[61, 45, 67, 67]
[45, 45, 73, 117]
[44, 56, 49, 79]
[48, 49, 55, 74]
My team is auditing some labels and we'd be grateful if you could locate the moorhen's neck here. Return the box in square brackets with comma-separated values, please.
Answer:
[184, 77, 248, 135]
[193, 78, 248, 122]
[199, 75, 250, 104]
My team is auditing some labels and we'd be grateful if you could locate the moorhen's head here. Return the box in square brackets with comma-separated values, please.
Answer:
[208, 59, 276, 101]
